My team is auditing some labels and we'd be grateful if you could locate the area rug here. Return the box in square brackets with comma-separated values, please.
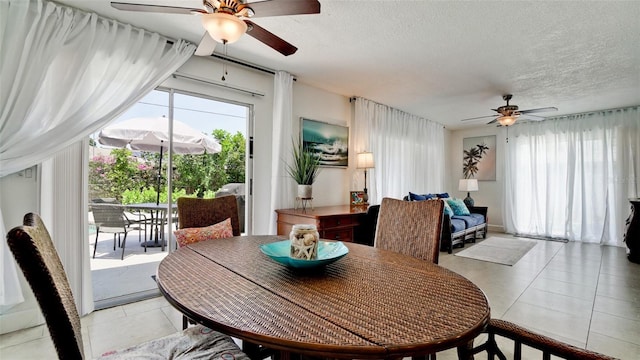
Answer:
[454, 237, 538, 266]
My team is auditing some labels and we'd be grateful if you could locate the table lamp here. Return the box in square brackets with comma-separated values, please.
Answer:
[458, 179, 478, 207]
[357, 152, 375, 203]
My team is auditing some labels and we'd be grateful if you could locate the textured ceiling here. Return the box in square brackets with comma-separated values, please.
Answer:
[55, 0, 640, 129]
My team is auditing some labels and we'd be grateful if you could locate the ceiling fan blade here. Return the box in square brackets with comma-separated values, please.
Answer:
[519, 106, 558, 114]
[244, 20, 297, 56]
[518, 113, 546, 121]
[194, 33, 217, 56]
[487, 118, 498, 125]
[249, 0, 321, 18]
[110, 2, 204, 15]
[460, 115, 497, 122]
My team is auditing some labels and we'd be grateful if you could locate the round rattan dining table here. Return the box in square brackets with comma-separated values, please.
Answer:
[156, 235, 490, 359]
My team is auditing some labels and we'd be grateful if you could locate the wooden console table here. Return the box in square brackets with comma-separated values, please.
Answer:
[275, 205, 368, 243]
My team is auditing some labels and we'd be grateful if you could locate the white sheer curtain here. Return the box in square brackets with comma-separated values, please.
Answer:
[269, 71, 294, 234]
[504, 106, 640, 246]
[0, 0, 194, 309]
[353, 97, 446, 204]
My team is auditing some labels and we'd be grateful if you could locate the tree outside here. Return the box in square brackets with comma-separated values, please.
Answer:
[89, 129, 246, 203]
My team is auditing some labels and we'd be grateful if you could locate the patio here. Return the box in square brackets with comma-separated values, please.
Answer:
[89, 223, 172, 309]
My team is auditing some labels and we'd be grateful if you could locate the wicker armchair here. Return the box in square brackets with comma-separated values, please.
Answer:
[375, 197, 444, 264]
[177, 195, 241, 235]
[6, 213, 249, 360]
[462, 318, 617, 360]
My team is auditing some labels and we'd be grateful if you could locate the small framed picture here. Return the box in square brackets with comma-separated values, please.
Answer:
[350, 191, 365, 205]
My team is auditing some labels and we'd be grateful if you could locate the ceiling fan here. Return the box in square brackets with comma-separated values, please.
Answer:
[110, 0, 321, 56]
[460, 94, 558, 126]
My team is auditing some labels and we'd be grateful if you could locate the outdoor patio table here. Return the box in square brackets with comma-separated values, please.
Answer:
[156, 235, 490, 359]
[125, 202, 177, 250]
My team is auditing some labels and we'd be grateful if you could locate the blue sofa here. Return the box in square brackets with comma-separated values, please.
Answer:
[403, 193, 487, 253]
[442, 205, 487, 253]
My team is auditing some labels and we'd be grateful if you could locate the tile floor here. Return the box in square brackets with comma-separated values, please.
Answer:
[1, 233, 639, 359]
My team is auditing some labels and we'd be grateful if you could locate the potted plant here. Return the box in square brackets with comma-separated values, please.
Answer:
[285, 142, 321, 199]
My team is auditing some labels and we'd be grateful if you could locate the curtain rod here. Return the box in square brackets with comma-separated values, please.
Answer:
[172, 72, 265, 97]
[349, 96, 444, 128]
[546, 104, 639, 120]
[208, 53, 297, 81]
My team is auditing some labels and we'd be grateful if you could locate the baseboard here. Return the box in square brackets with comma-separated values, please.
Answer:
[487, 224, 505, 233]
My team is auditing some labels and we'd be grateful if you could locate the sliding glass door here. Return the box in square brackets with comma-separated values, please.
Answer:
[88, 89, 250, 308]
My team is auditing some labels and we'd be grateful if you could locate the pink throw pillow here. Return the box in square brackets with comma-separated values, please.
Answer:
[174, 218, 233, 247]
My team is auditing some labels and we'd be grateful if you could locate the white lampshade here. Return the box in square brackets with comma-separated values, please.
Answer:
[356, 152, 374, 169]
[458, 179, 478, 192]
[497, 115, 517, 126]
[201, 13, 247, 44]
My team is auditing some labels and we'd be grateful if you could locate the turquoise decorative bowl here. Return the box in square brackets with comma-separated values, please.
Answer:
[260, 240, 349, 269]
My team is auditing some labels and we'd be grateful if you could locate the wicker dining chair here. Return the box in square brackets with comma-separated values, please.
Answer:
[6, 213, 249, 360]
[375, 197, 445, 264]
[177, 195, 241, 235]
[462, 318, 617, 360]
[176, 195, 272, 360]
[175, 196, 238, 328]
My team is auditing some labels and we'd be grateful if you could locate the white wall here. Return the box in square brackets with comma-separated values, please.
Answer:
[448, 126, 506, 231]
[292, 82, 352, 208]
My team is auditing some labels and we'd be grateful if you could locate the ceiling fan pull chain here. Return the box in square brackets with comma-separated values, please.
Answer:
[222, 41, 228, 81]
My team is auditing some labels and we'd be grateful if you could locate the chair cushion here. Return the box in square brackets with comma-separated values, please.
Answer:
[174, 218, 233, 247]
[446, 198, 471, 216]
[452, 214, 485, 227]
[98, 325, 249, 359]
[450, 218, 467, 233]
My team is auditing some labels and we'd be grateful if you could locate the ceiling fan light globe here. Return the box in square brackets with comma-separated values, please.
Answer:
[498, 115, 517, 126]
[202, 12, 247, 44]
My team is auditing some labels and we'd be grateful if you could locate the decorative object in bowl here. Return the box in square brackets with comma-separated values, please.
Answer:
[289, 224, 319, 260]
[260, 240, 349, 269]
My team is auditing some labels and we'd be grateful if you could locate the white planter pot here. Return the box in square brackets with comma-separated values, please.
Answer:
[297, 184, 313, 199]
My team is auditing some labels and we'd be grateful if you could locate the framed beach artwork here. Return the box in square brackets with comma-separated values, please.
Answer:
[462, 135, 496, 181]
[301, 118, 349, 167]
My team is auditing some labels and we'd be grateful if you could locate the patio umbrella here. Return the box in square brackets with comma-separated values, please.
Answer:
[98, 116, 221, 204]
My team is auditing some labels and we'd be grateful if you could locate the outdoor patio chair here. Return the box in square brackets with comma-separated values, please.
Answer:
[123, 208, 149, 242]
[90, 198, 142, 260]
[92, 197, 148, 243]
[375, 197, 444, 264]
[6, 213, 249, 360]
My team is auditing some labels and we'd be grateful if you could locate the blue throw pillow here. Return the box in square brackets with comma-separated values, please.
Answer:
[408, 192, 435, 201]
[437, 192, 450, 199]
[441, 199, 454, 217]
[446, 198, 471, 216]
